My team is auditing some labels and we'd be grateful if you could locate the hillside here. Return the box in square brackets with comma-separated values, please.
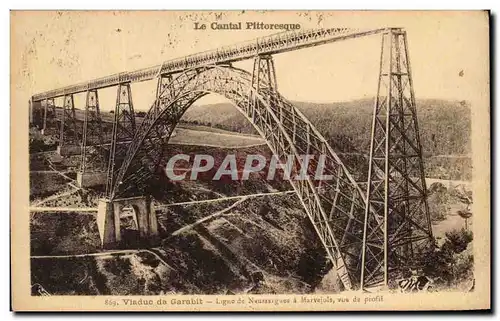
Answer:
[184, 98, 471, 156]
[31, 98, 471, 181]
[29, 115, 474, 295]
[30, 142, 473, 295]
[37, 98, 470, 158]
[182, 98, 472, 180]
[30, 143, 337, 295]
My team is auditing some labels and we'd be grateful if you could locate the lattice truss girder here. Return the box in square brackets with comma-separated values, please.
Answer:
[32, 28, 371, 101]
[110, 62, 375, 291]
[361, 30, 433, 289]
[80, 89, 106, 173]
[60, 94, 81, 146]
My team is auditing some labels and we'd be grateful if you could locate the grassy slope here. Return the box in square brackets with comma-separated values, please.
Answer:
[42, 98, 472, 158]
[44, 98, 471, 158]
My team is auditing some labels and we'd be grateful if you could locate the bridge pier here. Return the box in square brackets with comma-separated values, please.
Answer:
[76, 171, 107, 188]
[41, 98, 55, 135]
[78, 89, 107, 188]
[97, 196, 159, 249]
[30, 99, 43, 129]
[58, 94, 81, 155]
[105, 82, 137, 195]
[29, 98, 33, 125]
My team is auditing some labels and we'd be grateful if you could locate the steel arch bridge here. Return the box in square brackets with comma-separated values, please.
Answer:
[29, 27, 434, 292]
[111, 63, 369, 290]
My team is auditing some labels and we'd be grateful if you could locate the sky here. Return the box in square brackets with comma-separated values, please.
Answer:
[12, 11, 489, 112]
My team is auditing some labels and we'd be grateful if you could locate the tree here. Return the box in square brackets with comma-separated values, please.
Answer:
[427, 183, 449, 222]
[298, 247, 331, 288]
[422, 229, 473, 287]
[455, 185, 473, 230]
[458, 209, 473, 231]
[443, 229, 473, 254]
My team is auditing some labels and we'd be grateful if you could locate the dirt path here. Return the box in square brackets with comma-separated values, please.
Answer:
[32, 188, 81, 207]
[29, 207, 98, 213]
[425, 177, 471, 187]
[155, 190, 295, 208]
[31, 248, 177, 272]
[30, 190, 296, 213]
[30, 249, 140, 259]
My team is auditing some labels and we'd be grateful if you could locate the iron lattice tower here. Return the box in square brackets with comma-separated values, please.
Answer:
[248, 56, 289, 135]
[106, 82, 137, 197]
[361, 29, 434, 290]
[249, 55, 279, 105]
[80, 89, 106, 174]
[59, 94, 80, 147]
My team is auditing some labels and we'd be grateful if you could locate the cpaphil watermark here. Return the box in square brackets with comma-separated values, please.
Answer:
[163, 153, 334, 181]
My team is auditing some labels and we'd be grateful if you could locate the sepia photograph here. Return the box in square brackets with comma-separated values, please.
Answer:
[10, 10, 490, 311]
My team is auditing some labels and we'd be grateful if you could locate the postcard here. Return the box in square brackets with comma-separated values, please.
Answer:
[11, 10, 490, 311]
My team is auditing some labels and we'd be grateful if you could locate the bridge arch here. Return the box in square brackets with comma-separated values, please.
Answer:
[111, 65, 372, 290]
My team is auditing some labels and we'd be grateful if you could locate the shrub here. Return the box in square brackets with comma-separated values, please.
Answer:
[104, 256, 132, 277]
[422, 228, 473, 287]
[427, 182, 450, 222]
[297, 247, 331, 288]
[29, 137, 57, 153]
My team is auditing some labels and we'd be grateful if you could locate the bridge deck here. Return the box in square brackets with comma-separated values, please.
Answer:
[31, 27, 392, 101]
